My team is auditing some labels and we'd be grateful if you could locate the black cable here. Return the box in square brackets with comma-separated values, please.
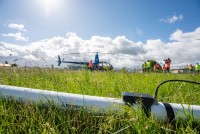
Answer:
[153, 79, 200, 101]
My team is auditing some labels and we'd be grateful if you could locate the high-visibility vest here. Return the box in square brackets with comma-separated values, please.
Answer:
[166, 62, 170, 68]
[88, 61, 93, 68]
[143, 64, 147, 69]
[196, 64, 200, 70]
[147, 62, 151, 68]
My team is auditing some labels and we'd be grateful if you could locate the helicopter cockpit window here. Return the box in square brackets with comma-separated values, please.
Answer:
[105, 63, 110, 66]
[99, 63, 103, 67]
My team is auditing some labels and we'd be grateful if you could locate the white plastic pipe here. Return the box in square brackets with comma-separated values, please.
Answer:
[0, 85, 200, 122]
[0, 85, 124, 112]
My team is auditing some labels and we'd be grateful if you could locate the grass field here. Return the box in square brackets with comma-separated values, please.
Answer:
[0, 67, 200, 133]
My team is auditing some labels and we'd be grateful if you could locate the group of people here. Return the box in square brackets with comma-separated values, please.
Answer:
[153, 58, 171, 73]
[89, 58, 200, 73]
[188, 63, 200, 74]
[143, 58, 172, 73]
[153, 59, 200, 74]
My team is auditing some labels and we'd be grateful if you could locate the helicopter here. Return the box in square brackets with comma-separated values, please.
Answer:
[57, 52, 113, 71]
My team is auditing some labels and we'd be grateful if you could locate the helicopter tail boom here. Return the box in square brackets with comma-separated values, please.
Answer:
[58, 55, 62, 66]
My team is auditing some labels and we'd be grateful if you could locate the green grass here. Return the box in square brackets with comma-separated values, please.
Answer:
[0, 67, 200, 133]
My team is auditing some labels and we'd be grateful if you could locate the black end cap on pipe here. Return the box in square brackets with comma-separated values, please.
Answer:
[122, 92, 154, 117]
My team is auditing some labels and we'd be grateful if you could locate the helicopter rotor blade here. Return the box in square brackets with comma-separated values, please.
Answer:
[63, 52, 98, 55]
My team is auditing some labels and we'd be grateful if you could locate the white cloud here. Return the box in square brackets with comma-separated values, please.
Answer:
[160, 14, 184, 24]
[169, 27, 200, 42]
[0, 27, 200, 69]
[2, 23, 28, 42]
[8, 23, 26, 31]
[1, 32, 28, 41]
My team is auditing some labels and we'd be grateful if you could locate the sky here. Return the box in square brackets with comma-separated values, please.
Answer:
[0, 0, 200, 69]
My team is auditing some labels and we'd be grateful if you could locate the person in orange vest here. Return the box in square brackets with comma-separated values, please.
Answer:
[165, 58, 171, 73]
[154, 63, 160, 73]
[88, 60, 93, 70]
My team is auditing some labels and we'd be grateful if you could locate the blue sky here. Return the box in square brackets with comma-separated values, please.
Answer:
[1, 0, 199, 43]
[0, 0, 200, 69]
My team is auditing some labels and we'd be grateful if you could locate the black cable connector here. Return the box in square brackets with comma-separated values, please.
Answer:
[153, 79, 200, 102]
